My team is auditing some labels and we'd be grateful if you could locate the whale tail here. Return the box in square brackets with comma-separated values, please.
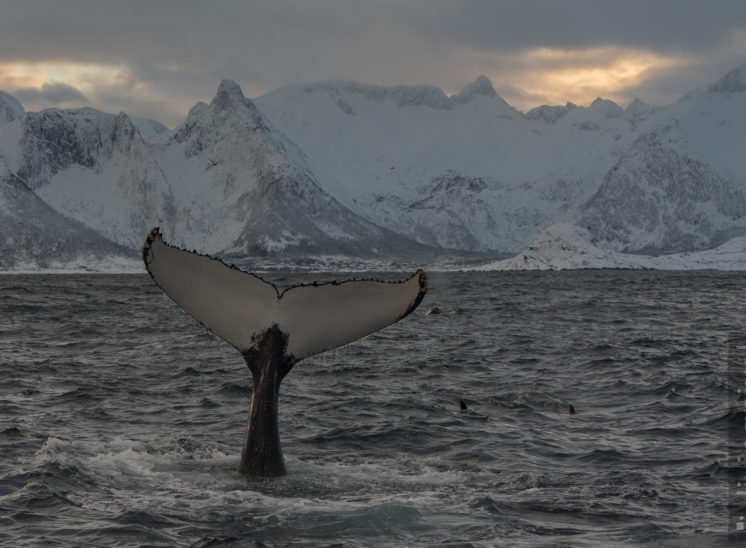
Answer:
[142, 228, 427, 476]
[142, 227, 427, 361]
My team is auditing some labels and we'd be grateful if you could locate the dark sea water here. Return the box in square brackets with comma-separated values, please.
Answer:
[1, 270, 744, 547]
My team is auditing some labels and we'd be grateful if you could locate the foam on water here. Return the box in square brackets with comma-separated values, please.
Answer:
[21, 432, 486, 546]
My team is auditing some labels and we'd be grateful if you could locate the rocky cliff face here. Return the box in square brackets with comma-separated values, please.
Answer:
[4, 108, 175, 249]
[580, 126, 746, 253]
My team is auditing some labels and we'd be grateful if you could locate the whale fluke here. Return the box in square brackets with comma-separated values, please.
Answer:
[142, 227, 427, 475]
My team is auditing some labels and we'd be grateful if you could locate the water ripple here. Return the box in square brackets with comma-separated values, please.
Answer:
[0, 271, 740, 546]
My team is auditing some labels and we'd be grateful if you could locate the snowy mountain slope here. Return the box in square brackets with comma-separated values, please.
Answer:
[130, 116, 171, 143]
[477, 223, 637, 270]
[0, 163, 136, 270]
[579, 65, 746, 254]
[0, 82, 432, 269]
[255, 77, 634, 255]
[624, 98, 657, 128]
[0, 112, 138, 270]
[477, 223, 746, 271]
[0, 108, 176, 249]
[0, 91, 23, 125]
[580, 124, 746, 253]
[678, 63, 746, 183]
[370, 170, 569, 253]
[255, 66, 746, 256]
[526, 102, 578, 124]
[156, 79, 429, 257]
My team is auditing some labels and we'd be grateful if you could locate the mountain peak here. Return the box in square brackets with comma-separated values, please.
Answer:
[211, 79, 251, 112]
[625, 97, 656, 123]
[454, 75, 498, 103]
[710, 62, 746, 94]
[174, 80, 269, 156]
[526, 102, 577, 124]
[187, 101, 209, 118]
[216, 79, 246, 99]
[626, 97, 646, 109]
[589, 97, 624, 118]
[0, 90, 24, 124]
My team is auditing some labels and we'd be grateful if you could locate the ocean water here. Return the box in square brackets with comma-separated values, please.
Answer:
[0, 270, 743, 547]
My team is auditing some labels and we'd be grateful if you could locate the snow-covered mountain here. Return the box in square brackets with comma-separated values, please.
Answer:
[158, 79, 426, 258]
[0, 79, 432, 270]
[255, 77, 617, 255]
[0, 162, 136, 271]
[2, 108, 177, 250]
[1, 63, 746, 271]
[477, 223, 746, 271]
[579, 124, 746, 253]
[0, 91, 23, 125]
[0, 105, 139, 270]
[256, 64, 746, 258]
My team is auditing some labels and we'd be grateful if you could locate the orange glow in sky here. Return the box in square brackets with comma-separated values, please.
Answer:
[0, 47, 694, 122]
[0, 62, 187, 122]
[0, 62, 128, 91]
[462, 46, 691, 110]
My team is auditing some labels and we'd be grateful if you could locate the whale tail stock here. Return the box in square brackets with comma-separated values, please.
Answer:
[142, 227, 427, 476]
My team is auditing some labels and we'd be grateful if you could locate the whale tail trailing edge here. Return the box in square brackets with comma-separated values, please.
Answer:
[142, 227, 427, 360]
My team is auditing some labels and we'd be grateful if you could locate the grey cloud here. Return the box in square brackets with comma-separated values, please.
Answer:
[4, 1, 742, 65]
[494, 84, 553, 108]
[413, 0, 746, 53]
[0, 0, 743, 123]
[14, 82, 88, 106]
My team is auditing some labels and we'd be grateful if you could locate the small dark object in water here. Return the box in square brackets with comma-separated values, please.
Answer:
[460, 399, 468, 412]
[569, 404, 576, 415]
[426, 306, 441, 315]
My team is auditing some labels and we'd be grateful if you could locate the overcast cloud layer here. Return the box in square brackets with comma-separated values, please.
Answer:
[1, 0, 745, 126]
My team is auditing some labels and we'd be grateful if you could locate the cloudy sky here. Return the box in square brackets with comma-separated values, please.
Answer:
[2, 0, 745, 127]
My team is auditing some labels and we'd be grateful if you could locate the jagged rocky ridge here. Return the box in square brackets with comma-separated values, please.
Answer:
[1, 63, 746, 270]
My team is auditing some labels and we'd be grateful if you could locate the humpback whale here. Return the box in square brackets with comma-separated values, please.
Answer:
[142, 228, 427, 476]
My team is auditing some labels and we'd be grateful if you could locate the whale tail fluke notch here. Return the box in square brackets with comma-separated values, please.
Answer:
[142, 227, 427, 360]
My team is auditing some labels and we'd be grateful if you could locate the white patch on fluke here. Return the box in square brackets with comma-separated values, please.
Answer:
[142, 228, 426, 360]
